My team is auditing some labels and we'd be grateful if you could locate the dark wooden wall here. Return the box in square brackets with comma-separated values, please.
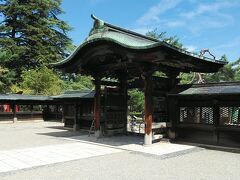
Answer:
[169, 96, 240, 147]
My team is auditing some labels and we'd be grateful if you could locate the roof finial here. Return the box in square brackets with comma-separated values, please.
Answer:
[91, 14, 97, 20]
[91, 14, 104, 29]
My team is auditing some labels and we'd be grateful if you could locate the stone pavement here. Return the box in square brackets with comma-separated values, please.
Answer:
[0, 135, 196, 174]
[62, 135, 197, 156]
[0, 122, 197, 174]
[0, 142, 122, 173]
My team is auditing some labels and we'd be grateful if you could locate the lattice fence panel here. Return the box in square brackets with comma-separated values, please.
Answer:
[179, 107, 213, 124]
[201, 107, 213, 124]
[220, 107, 240, 126]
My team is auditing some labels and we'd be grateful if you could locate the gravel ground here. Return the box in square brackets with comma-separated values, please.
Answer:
[1, 121, 240, 180]
[0, 121, 83, 150]
[1, 148, 240, 180]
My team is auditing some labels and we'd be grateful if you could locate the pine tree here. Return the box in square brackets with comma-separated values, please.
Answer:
[0, 0, 72, 79]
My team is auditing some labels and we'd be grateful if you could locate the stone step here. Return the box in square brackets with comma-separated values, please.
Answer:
[152, 122, 171, 129]
[153, 133, 165, 140]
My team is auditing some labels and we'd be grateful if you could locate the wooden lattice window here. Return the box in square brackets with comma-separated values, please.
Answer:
[219, 107, 240, 126]
[180, 107, 213, 124]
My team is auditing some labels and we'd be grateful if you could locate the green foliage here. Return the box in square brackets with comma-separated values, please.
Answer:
[179, 72, 195, 84]
[146, 31, 238, 85]
[12, 66, 65, 95]
[146, 29, 183, 48]
[205, 64, 235, 83]
[0, 65, 9, 92]
[234, 69, 240, 81]
[64, 74, 94, 91]
[128, 89, 144, 113]
[180, 55, 236, 84]
[0, 49, 16, 92]
[220, 54, 228, 62]
[153, 71, 167, 78]
[0, 0, 73, 81]
[146, 29, 166, 40]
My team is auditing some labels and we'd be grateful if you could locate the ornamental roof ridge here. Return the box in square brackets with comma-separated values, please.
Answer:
[90, 14, 160, 43]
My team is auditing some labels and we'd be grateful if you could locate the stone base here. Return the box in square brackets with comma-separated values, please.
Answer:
[73, 124, 79, 131]
[94, 130, 102, 138]
[168, 129, 176, 139]
[104, 127, 125, 136]
[144, 132, 152, 145]
[13, 117, 18, 123]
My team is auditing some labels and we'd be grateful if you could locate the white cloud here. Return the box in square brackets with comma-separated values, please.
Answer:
[137, 0, 182, 25]
[134, 0, 239, 34]
[88, 0, 109, 5]
[186, 14, 234, 34]
[185, 45, 197, 52]
[181, 1, 237, 19]
[165, 20, 185, 28]
[178, 1, 238, 34]
[207, 36, 240, 61]
[130, 27, 152, 35]
[214, 37, 240, 51]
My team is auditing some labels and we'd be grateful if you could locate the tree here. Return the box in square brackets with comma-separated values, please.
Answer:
[146, 30, 236, 84]
[232, 57, 240, 81]
[128, 89, 144, 113]
[11, 66, 65, 95]
[64, 74, 94, 91]
[203, 55, 234, 83]
[146, 29, 184, 79]
[0, 0, 73, 80]
[0, 65, 9, 92]
[0, 49, 16, 92]
[205, 64, 235, 83]
[146, 29, 183, 48]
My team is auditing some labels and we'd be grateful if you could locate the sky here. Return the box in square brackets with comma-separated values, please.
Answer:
[61, 0, 240, 61]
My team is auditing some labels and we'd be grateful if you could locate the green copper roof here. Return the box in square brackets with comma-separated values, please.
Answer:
[0, 94, 52, 102]
[169, 82, 240, 96]
[53, 15, 226, 74]
[52, 91, 95, 99]
[0, 91, 95, 103]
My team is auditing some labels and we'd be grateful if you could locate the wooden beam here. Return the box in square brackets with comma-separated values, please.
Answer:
[92, 80, 121, 87]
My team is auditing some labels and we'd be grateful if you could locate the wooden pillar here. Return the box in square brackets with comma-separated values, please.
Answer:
[12, 104, 17, 123]
[165, 71, 180, 90]
[73, 103, 79, 131]
[55, 105, 58, 120]
[120, 72, 128, 134]
[213, 100, 219, 144]
[94, 76, 101, 137]
[62, 104, 65, 123]
[144, 74, 153, 145]
[30, 105, 33, 119]
[168, 98, 177, 139]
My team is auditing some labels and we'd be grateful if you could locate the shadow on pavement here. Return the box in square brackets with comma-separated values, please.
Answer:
[37, 129, 144, 147]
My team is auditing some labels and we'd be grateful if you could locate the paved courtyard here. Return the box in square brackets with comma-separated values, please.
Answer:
[0, 121, 240, 179]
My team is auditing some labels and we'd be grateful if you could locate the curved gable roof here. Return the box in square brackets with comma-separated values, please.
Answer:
[53, 15, 226, 75]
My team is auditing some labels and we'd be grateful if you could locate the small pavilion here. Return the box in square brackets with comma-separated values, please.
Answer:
[53, 15, 226, 145]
